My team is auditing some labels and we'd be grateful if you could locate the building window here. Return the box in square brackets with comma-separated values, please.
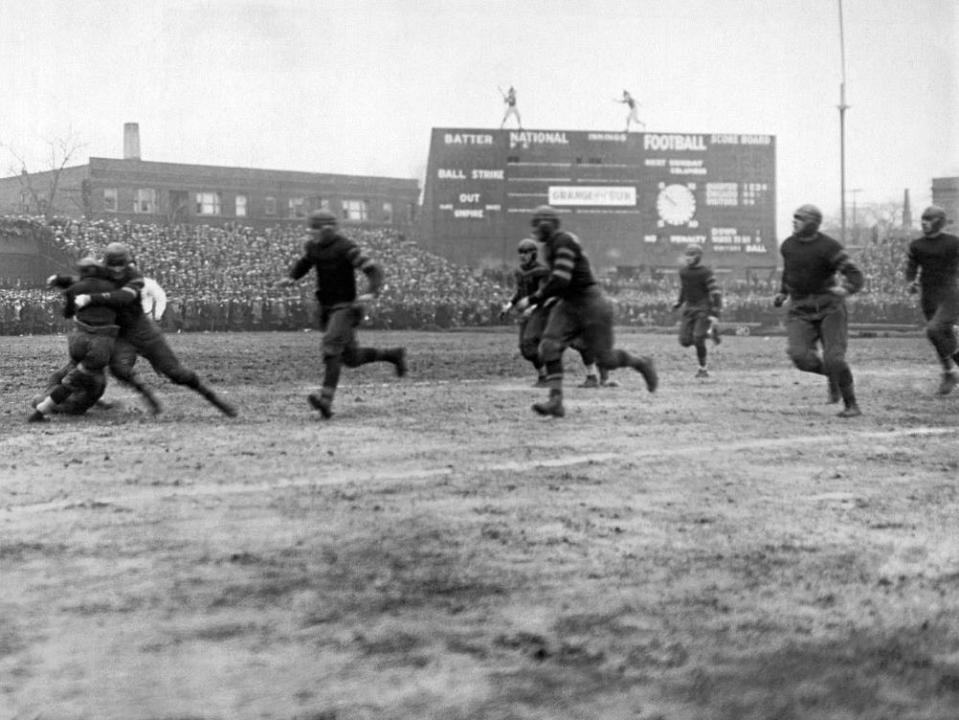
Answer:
[235, 195, 247, 217]
[382, 202, 393, 223]
[265, 196, 277, 215]
[134, 188, 156, 214]
[103, 188, 118, 212]
[288, 197, 306, 218]
[342, 199, 368, 221]
[195, 191, 222, 216]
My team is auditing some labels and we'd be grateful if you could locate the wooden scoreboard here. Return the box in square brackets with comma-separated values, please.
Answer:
[419, 128, 777, 278]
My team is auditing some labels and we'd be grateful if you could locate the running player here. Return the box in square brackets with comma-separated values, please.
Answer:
[514, 205, 657, 417]
[774, 204, 864, 417]
[905, 205, 959, 395]
[674, 244, 722, 377]
[275, 210, 407, 419]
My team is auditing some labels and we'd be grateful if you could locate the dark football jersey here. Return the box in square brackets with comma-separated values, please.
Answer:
[535, 231, 597, 301]
[64, 276, 122, 326]
[779, 232, 863, 298]
[510, 264, 550, 305]
[290, 232, 382, 307]
[678, 264, 722, 311]
[906, 233, 959, 299]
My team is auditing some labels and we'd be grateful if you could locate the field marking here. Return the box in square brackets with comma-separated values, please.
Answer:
[5, 425, 957, 516]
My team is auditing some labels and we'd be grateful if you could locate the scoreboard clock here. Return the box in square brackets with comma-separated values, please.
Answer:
[656, 183, 696, 226]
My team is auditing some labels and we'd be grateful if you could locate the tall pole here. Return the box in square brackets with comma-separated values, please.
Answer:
[848, 188, 862, 240]
[838, 0, 849, 243]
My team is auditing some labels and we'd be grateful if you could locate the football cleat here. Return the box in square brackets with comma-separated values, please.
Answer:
[938, 371, 958, 396]
[394, 348, 408, 378]
[211, 396, 237, 417]
[27, 410, 48, 423]
[578, 375, 600, 388]
[600, 378, 620, 388]
[532, 398, 565, 418]
[695, 367, 710, 378]
[827, 381, 841, 404]
[633, 356, 658, 392]
[308, 392, 333, 419]
[837, 404, 862, 419]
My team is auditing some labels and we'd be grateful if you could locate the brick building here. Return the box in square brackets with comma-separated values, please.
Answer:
[0, 124, 420, 231]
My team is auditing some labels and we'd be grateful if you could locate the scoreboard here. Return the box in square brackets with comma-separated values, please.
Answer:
[418, 128, 777, 276]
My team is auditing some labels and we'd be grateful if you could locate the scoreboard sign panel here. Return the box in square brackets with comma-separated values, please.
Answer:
[418, 128, 776, 275]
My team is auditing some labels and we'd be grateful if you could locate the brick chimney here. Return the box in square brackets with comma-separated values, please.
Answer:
[123, 123, 141, 160]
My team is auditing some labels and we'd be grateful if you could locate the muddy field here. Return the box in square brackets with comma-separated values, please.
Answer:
[1, 328, 958, 720]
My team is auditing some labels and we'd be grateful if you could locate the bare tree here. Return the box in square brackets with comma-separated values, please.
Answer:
[1, 131, 86, 220]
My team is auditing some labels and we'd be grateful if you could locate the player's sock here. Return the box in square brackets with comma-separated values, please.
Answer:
[390, 347, 408, 377]
[196, 382, 237, 417]
[696, 342, 707, 367]
[36, 397, 57, 415]
[323, 357, 342, 388]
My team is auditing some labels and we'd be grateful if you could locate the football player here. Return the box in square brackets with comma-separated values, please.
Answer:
[673, 244, 723, 378]
[514, 206, 657, 417]
[502, 237, 618, 388]
[275, 210, 407, 419]
[774, 204, 864, 417]
[501, 238, 551, 386]
[29, 258, 145, 422]
[80, 242, 236, 417]
[905, 205, 959, 395]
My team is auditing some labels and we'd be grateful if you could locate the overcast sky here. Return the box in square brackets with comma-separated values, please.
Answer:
[2, 0, 956, 236]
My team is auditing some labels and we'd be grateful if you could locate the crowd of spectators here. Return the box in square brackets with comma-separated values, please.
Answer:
[0, 216, 929, 335]
[2, 217, 507, 333]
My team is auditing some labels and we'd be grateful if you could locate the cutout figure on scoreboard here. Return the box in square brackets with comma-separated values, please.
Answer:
[499, 86, 522, 130]
[617, 90, 645, 132]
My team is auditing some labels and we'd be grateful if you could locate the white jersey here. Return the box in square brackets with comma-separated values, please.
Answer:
[140, 277, 167, 321]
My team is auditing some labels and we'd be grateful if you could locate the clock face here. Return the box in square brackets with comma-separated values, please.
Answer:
[656, 184, 696, 226]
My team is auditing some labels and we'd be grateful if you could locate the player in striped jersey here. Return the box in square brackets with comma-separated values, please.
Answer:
[514, 206, 657, 417]
[502, 237, 616, 388]
[276, 210, 407, 419]
[674, 244, 722, 377]
[774, 204, 864, 417]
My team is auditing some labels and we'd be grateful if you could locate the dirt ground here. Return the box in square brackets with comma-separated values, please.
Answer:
[1, 328, 958, 720]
